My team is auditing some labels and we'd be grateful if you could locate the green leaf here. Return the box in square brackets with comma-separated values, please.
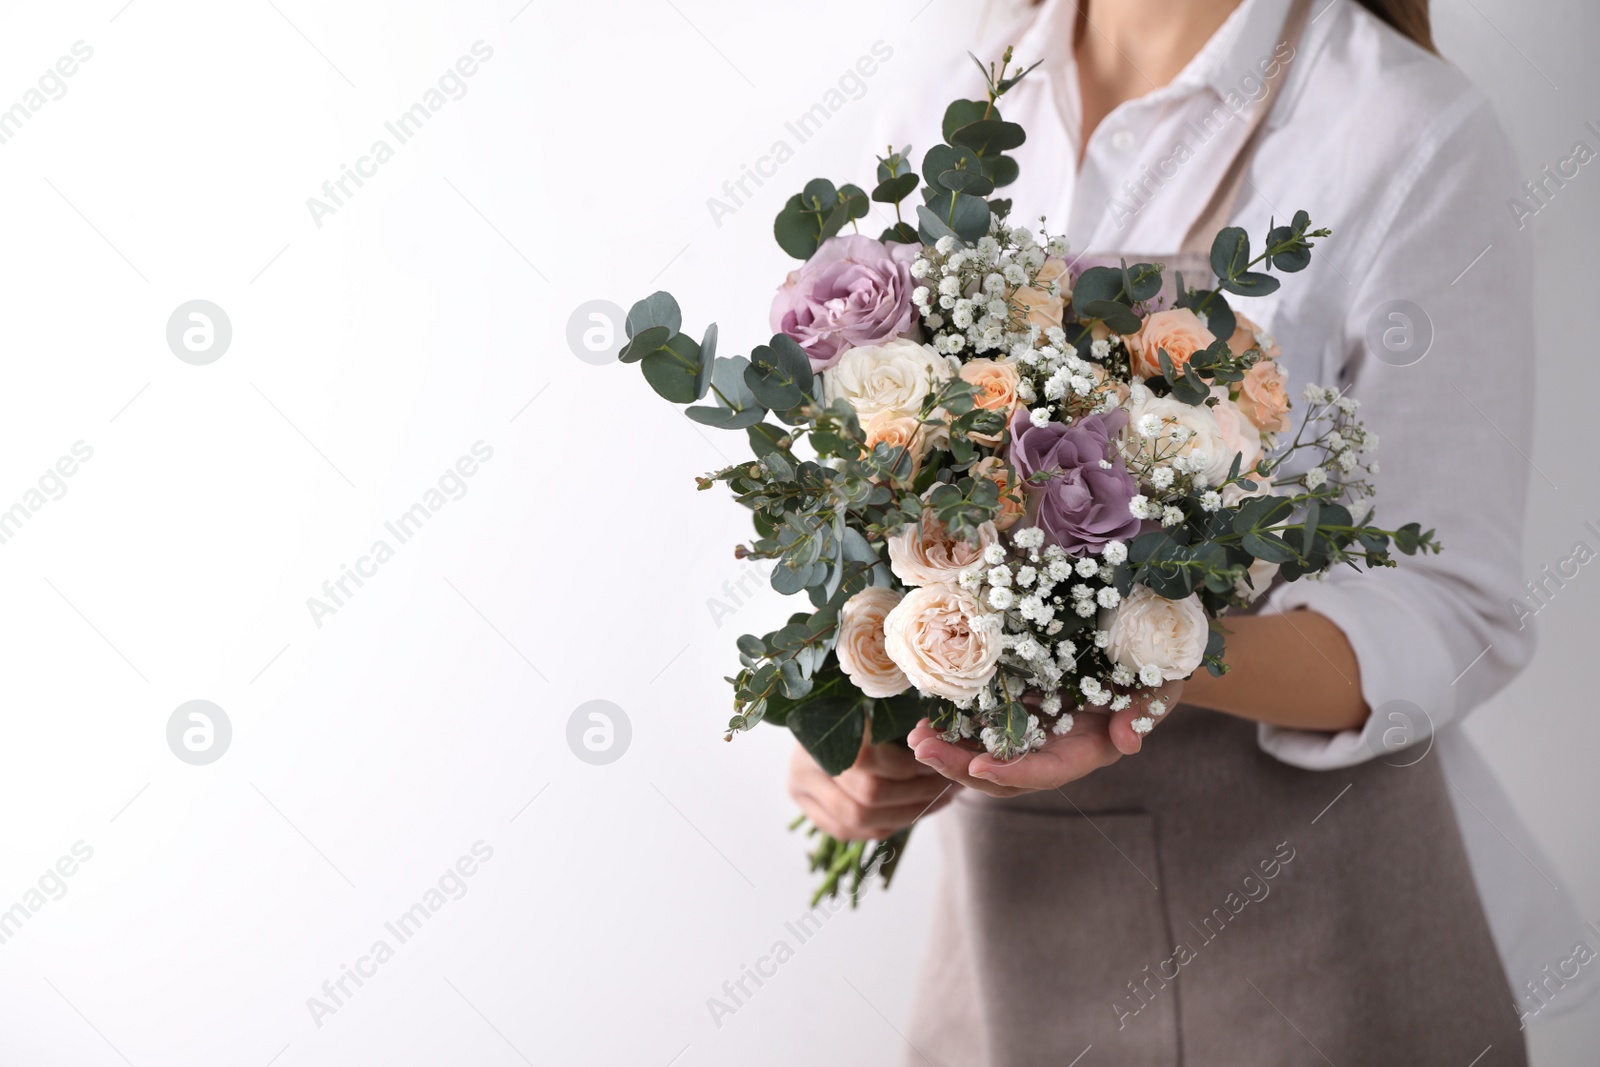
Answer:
[982, 154, 1020, 189]
[746, 422, 787, 458]
[694, 323, 717, 401]
[872, 172, 920, 204]
[1219, 271, 1281, 297]
[838, 183, 870, 220]
[1241, 529, 1298, 564]
[871, 691, 927, 745]
[947, 191, 992, 242]
[768, 333, 815, 394]
[617, 324, 669, 365]
[625, 291, 682, 337]
[938, 168, 995, 196]
[686, 355, 767, 429]
[774, 196, 819, 260]
[640, 333, 700, 404]
[789, 688, 867, 775]
[916, 204, 963, 247]
[1079, 298, 1141, 335]
[1072, 266, 1123, 311]
[1394, 522, 1422, 555]
[802, 178, 838, 212]
[880, 221, 919, 244]
[1210, 227, 1250, 282]
[950, 118, 1026, 156]
[921, 143, 983, 188]
[1123, 260, 1163, 302]
[941, 99, 990, 144]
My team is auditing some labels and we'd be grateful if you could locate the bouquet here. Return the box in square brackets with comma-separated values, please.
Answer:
[618, 50, 1438, 903]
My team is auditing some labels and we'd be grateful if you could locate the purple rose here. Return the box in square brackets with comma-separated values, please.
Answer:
[770, 235, 919, 370]
[1008, 410, 1142, 555]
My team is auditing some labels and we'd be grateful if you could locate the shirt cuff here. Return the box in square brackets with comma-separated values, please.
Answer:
[1253, 572, 1459, 771]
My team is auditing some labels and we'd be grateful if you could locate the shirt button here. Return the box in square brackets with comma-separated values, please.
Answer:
[1109, 129, 1136, 152]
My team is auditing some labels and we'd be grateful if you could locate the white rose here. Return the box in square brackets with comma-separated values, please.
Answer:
[887, 512, 1000, 588]
[836, 587, 911, 698]
[1103, 586, 1208, 681]
[822, 338, 956, 420]
[1122, 384, 1233, 486]
[883, 584, 1002, 702]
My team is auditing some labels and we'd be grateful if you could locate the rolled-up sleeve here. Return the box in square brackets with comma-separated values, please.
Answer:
[1258, 95, 1536, 770]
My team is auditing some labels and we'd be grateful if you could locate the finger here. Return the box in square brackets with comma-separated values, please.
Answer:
[967, 718, 1121, 790]
[814, 780, 955, 836]
[910, 731, 1026, 798]
[1108, 682, 1180, 754]
[834, 765, 956, 808]
[855, 738, 944, 779]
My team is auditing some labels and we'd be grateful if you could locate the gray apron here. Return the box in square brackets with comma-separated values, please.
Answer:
[904, 1, 1527, 1062]
[904, 710, 1527, 1065]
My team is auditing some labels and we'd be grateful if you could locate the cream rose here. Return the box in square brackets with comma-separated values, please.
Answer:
[836, 587, 911, 698]
[1014, 257, 1070, 331]
[969, 456, 1026, 531]
[1226, 311, 1282, 361]
[862, 409, 931, 477]
[1235, 359, 1292, 434]
[887, 512, 1000, 587]
[958, 358, 1022, 445]
[1209, 387, 1264, 479]
[822, 338, 956, 420]
[1104, 586, 1208, 681]
[883, 584, 1001, 702]
[1129, 308, 1216, 380]
[1123, 384, 1233, 487]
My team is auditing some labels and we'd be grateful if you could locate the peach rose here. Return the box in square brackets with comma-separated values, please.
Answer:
[1014, 257, 1070, 331]
[887, 511, 1000, 587]
[958, 358, 1022, 445]
[1209, 387, 1264, 479]
[1235, 359, 1292, 434]
[883, 584, 1001, 702]
[1129, 308, 1216, 380]
[836, 587, 911, 698]
[1104, 586, 1207, 682]
[862, 409, 930, 477]
[969, 456, 1026, 531]
[1226, 312, 1282, 361]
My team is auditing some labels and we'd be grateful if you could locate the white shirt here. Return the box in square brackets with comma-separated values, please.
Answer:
[896, 0, 1596, 1021]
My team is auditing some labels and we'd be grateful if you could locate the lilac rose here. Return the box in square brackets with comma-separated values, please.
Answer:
[770, 235, 919, 370]
[1008, 410, 1142, 555]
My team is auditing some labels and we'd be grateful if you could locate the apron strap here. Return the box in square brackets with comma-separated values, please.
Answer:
[1179, 0, 1315, 255]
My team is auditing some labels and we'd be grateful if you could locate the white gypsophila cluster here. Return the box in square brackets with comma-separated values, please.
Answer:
[909, 219, 1069, 362]
[940, 527, 1164, 758]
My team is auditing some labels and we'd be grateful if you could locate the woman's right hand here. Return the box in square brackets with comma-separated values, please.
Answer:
[787, 734, 960, 841]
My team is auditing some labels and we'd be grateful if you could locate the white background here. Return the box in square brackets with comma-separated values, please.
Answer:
[0, 0, 1594, 1064]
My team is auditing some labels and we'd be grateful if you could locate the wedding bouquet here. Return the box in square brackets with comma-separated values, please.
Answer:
[619, 50, 1437, 902]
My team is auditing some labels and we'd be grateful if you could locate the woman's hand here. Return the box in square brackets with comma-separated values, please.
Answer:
[787, 731, 961, 841]
[908, 680, 1183, 798]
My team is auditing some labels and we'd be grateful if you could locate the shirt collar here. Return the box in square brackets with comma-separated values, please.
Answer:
[1014, 0, 1296, 108]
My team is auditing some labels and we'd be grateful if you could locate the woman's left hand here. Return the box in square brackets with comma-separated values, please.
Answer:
[907, 680, 1183, 798]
